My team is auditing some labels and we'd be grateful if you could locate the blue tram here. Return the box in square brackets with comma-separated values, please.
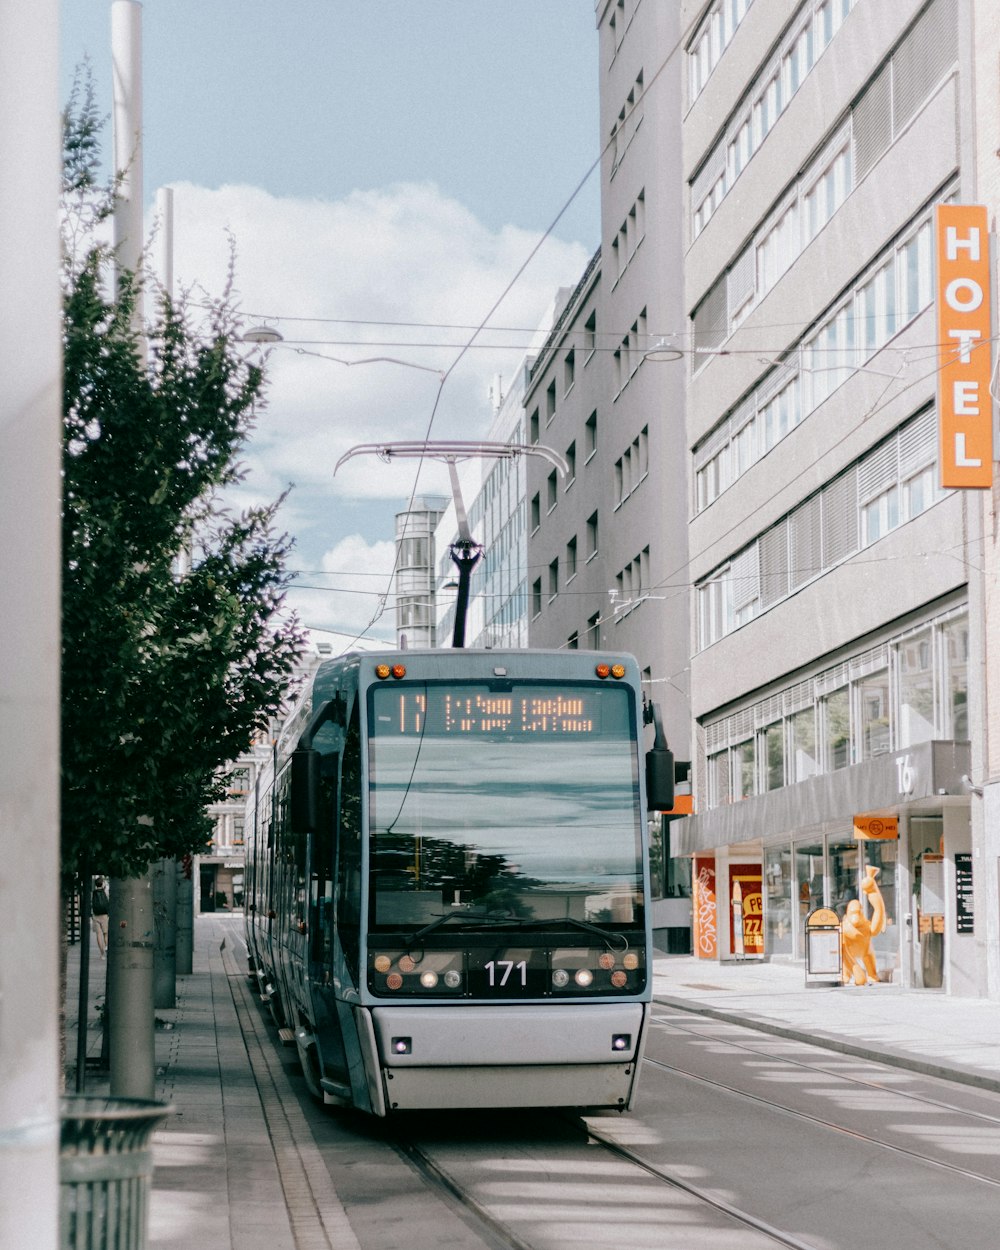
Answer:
[244, 647, 673, 1115]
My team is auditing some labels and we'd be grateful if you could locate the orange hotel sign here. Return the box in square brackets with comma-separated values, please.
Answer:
[935, 204, 993, 489]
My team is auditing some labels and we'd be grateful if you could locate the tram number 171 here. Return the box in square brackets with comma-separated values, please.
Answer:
[485, 959, 527, 988]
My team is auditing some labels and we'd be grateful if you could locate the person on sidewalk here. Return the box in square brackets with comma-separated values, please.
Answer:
[91, 877, 110, 957]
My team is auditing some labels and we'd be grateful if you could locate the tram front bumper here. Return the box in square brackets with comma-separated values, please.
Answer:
[367, 1002, 647, 1112]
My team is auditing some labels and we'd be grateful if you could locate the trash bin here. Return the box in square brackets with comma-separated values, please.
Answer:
[805, 907, 843, 986]
[60, 1095, 173, 1250]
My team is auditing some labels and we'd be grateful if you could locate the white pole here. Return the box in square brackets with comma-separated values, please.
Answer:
[157, 185, 174, 299]
[109, 0, 156, 1101]
[112, 1, 144, 296]
[0, 0, 62, 1245]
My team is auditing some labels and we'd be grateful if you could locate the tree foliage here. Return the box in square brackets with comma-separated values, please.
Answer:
[61, 73, 305, 878]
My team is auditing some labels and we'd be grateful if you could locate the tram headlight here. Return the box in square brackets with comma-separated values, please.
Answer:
[574, 969, 594, 987]
[443, 969, 462, 989]
[551, 968, 570, 988]
[419, 970, 439, 989]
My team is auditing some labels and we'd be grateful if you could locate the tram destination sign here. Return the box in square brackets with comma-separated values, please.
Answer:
[372, 685, 627, 738]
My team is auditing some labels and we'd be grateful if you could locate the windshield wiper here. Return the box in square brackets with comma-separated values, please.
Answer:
[519, 915, 630, 950]
[404, 909, 516, 947]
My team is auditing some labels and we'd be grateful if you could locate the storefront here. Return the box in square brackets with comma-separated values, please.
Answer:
[676, 741, 975, 990]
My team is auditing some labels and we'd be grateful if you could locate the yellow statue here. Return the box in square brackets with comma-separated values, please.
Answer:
[841, 865, 886, 986]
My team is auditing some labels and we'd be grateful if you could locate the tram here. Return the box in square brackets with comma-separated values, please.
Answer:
[244, 647, 674, 1116]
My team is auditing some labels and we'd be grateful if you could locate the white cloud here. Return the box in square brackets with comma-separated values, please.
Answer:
[150, 179, 590, 644]
[287, 532, 398, 643]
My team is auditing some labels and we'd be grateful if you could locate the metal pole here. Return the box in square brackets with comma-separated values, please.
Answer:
[108, 873, 156, 1099]
[153, 858, 178, 1009]
[75, 866, 93, 1092]
[175, 858, 194, 976]
[0, 1, 62, 1243]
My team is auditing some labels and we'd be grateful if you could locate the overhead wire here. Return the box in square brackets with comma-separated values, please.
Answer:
[332, 19, 693, 652]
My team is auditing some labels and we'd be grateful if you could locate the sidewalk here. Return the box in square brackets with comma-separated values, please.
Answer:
[65, 920, 1000, 1250]
[66, 914, 303, 1250]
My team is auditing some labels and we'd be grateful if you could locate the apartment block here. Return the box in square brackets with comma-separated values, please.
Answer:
[676, 0, 1000, 995]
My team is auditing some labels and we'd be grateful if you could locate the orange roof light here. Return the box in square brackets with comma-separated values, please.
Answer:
[610, 663, 626, 679]
[595, 663, 611, 679]
[391, 664, 406, 679]
[375, 664, 391, 679]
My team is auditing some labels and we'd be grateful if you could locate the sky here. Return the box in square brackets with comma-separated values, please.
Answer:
[59, 1, 602, 649]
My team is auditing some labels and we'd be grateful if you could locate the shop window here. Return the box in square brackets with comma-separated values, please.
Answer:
[764, 845, 793, 957]
[795, 842, 825, 924]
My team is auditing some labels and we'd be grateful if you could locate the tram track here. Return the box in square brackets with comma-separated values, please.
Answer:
[224, 938, 1000, 1250]
[644, 1007, 1000, 1190]
[652, 1004, 1000, 1126]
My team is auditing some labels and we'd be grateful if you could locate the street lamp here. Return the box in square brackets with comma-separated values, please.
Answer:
[335, 440, 569, 648]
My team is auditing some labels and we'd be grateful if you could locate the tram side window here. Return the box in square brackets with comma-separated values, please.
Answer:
[336, 702, 363, 978]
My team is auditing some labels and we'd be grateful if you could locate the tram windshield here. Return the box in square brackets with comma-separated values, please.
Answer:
[367, 682, 643, 932]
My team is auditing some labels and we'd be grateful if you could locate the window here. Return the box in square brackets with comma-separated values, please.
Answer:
[585, 411, 597, 460]
[944, 616, 969, 738]
[546, 381, 556, 425]
[764, 722, 784, 791]
[531, 578, 542, 618]
[789, 707, 818, 781]
[708, 750, 731, 807]
[567, 631, 579, 650]
[897, 629, 934, 747]
[858, 670, 890, 759]
[823, 688, 850, 771]
[546, 470, 558, 513]
[733, 739, 755, 799]
[548, 558, 559, 601]
[611, 71, 644, 174]
[688, 0, 752, 106]
[564, 349, 575, 395]
[565, 441, 576, 485]
[690, 0, 859, 231]
[701, 608, 966, 810]
[586, 510, 599, 559]
[530, 492, 541, 533]
[566, 535, 578, 580]
[583, 311, 596, 360]
[529, 409, 539, 444]
[587, 612, 600, 649]
[696, 406, 942, 645]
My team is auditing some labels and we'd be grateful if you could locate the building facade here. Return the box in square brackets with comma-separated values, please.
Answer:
[527, 0, 693, 949]
[675, 0, 1000, 995]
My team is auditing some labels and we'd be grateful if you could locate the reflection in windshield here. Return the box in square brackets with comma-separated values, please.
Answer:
[368, 683, 642, 931]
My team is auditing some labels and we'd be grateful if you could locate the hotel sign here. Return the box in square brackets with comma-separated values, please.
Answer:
[936, 204, 993, 488]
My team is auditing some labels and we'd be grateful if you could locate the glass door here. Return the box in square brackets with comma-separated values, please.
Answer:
[794, 841, 824, 958]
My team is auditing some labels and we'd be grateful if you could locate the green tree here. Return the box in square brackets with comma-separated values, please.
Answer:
[61, 74, 305, 880]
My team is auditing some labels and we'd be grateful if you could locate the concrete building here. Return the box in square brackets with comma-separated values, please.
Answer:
[674, 0, 999, 996]
[526, 2, 693, 949]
